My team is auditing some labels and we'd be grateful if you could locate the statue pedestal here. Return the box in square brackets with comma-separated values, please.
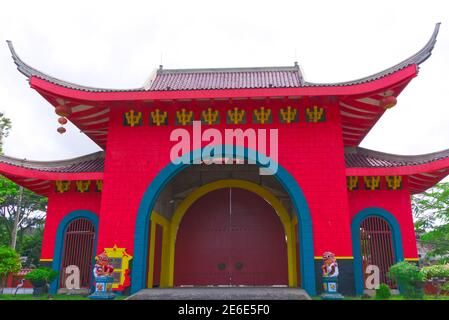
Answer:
[321, 276, 344, 300]
[88, 276, 115, 300]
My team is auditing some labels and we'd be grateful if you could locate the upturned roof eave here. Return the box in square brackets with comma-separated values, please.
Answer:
[6, 23, 440, 93]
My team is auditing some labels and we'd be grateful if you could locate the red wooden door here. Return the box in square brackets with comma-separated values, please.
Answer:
[230, 188, 288, 285]
[174, 188, 231, 285]
[60, 218, 96, 288]
[174, 188, 288, 286]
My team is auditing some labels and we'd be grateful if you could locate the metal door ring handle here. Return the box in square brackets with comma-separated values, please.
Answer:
[235, 262, 243, 270]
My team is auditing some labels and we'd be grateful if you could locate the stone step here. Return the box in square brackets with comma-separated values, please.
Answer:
[126, 287, 311, 300]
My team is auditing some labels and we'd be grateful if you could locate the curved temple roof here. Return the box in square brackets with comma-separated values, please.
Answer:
[346, 147, 449, 194]
[6, 23, 440, 92]
[1, 146, 449, 196]
[0, 152, 104, 196]
[4, 24, 443, 149]
[0, 151, 104, 173]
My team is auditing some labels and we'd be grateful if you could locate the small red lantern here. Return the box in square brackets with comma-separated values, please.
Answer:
[380, 96, 397, 109]
[58, 117, 68, 125]
[55, 105, 71, 117]
[57, 127, 66, 134]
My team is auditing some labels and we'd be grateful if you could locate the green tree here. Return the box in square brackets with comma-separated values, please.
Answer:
[0, 112, 48, 266]
[0, 246, 22, 293]
[0, 112, 11, 154]
[0, 177, 47, 262]
[412, 182, 449, 261]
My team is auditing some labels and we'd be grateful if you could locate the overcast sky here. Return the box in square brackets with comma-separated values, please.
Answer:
[0, 0, 448, 172]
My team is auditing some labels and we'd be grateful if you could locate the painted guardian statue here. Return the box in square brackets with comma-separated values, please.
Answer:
[321, 251, 343, 300]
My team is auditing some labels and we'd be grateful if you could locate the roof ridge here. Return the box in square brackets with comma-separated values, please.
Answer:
[0, 151, 105, 168]
[354, 146, 449, 161]
[157, 65, 300, 74]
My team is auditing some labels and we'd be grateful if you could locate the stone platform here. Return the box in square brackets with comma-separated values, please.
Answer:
[126, 287, 311, 300]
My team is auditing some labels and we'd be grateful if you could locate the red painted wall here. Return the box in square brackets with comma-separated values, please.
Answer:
[97, 99, 353, 257]
[40, 188, 101, 259]
[347, 177, 418, 259]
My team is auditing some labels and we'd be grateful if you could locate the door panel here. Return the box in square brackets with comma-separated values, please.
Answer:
[230, 188, 288, 285]
[174, 188, 230, 286]
[174, 187, 288, 286]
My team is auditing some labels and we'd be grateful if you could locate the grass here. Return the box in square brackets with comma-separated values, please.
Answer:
[0, 294, 128, 300]
[312, 295, 449, 300]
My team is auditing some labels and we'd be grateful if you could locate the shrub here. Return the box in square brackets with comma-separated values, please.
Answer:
[0, 246, 22, 292]
[420, 264, 449, 279]
[25, 267, 58, 284]
[388, 261, 425, 299]
[375, 283, 391, 300]
[441, 282, 449, 293]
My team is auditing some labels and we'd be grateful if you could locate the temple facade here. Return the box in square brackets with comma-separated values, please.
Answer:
[1, 24, 448, 296]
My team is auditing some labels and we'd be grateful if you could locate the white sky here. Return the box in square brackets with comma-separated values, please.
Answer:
[0, 0, 448, 178]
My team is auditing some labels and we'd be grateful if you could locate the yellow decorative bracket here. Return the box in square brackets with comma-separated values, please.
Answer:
[279, 106, 298, 123]
[201, 108, 220, 125]
[95, 180, 103, 192]
[227, 107, 246, 124]
[150, 109, 168, 126]
[306, 106, 325, 122]
[364, 176, 381, 191]
[253, 107, 272, 124]
[175, 109, 194, 125]
[124, 109, 142, 127]
[386, 176, 402, 190]
[55, 181, 70, 193]
[347, 176, 359, 191]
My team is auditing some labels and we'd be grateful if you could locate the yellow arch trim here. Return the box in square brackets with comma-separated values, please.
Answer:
[167, 179, 298, 287]
[147, 211, 171, 288]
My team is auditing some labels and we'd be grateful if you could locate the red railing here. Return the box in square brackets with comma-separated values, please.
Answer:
[59, 218, 96, 288]
[360, 216, 396, 288]
[5, 269, 33, 288]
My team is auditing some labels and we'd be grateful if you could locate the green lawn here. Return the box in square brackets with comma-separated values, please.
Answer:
[2, 294, 449, 301]
[312, 295, 449, 300]
[0, 294, 127, 300]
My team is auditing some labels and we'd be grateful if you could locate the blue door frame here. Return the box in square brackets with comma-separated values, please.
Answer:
[131, 145, 317, 295]
[50, 210, 99, 294]
[351, 207, 404, 295]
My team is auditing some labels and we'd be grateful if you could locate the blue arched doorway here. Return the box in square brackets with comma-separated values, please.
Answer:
[50, 210, 99, 294]
[351, 207, 404, 295]
[131, 145, 316, 295]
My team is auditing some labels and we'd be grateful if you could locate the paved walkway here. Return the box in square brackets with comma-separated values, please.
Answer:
[127, 287, 311, 300]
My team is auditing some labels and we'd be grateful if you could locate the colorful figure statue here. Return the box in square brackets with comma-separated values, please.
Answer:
[88, 251, 115, 300]
[322, 251, 339, 277]
[93, 252, 114, 277]
[320, 251, 344, 300]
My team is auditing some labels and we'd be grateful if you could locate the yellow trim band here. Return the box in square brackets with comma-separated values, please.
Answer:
[405, 258, 420, 261]
[167, 179, 298, 287]
[39, 258, 53, 262]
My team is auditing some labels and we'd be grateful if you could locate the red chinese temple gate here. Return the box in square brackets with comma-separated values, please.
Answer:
[1, 24, 448, 296]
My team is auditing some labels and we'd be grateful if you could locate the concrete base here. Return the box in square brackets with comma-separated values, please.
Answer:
[364, 289, 400, 297]
[1, 288, 33, 294]
[127, 287, 311, 300]
[57, 288, 91, 296]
